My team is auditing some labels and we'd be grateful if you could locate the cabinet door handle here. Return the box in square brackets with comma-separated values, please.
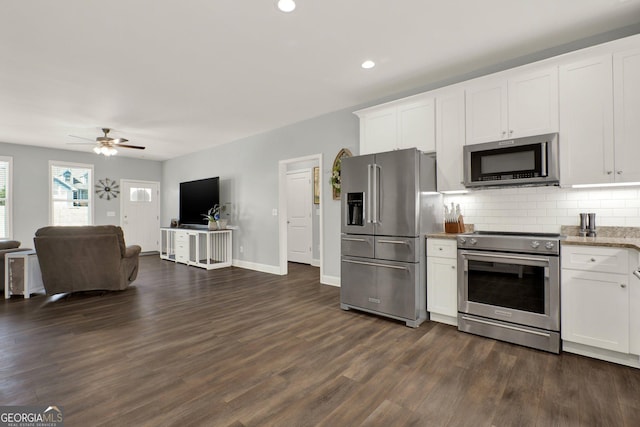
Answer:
[621, 284, 627, 288]
[633, 270, 640, 280]
[607, 171, 613, 175]
[617, 171, 623, 175]
[590, 258, 596, 262]
[451, 265, 455, 269]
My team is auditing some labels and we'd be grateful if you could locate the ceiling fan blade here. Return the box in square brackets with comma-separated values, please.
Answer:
[117, 144, 146, 150]
[112, 138, 129, 144]
[68, 134, 96, 142]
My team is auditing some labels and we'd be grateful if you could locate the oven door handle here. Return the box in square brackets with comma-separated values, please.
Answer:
[460, 316, 551, 338]
[461, 252, 551, 264]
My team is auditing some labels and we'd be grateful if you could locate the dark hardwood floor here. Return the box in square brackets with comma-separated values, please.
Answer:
[1, 257, 639, 426]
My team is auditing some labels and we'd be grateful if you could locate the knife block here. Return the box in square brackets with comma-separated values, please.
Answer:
[445, 216, 465, 233]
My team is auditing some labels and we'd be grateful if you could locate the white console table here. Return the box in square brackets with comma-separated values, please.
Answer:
[160, 228, 232, 270]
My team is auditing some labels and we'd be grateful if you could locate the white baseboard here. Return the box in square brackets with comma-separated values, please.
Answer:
[562, 341, 640, 369]
[232, 259, 283, 275]
[311, 258, 320, 267]
[321, 274, 340, 287]
[429, 313, 458, 327]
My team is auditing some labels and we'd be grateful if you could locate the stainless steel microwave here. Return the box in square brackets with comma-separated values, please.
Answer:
[463, 133, 559, 188]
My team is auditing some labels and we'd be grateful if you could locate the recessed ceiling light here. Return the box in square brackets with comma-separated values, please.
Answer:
[361, 60, 376, 69]
[277, 0, 296, 12]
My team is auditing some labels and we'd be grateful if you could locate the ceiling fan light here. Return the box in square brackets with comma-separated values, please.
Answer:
[93, 146, 101, 154]
[277, 0, 296, 12]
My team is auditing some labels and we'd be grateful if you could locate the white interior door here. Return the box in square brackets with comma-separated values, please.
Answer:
[286, 170, 312, 264]
[121, 180, 160, 252]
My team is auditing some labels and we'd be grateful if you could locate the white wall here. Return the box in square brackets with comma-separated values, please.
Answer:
[0, 142, 162, 246]
[444, 186, 640, 233]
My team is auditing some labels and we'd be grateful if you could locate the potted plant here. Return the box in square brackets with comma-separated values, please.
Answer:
[202, 205, 221, 230]
[202, 204, 227, 230]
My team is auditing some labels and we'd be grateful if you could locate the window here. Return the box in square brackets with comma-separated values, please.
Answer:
[50, 161, 94, 226]
[0, 156, 13, 239]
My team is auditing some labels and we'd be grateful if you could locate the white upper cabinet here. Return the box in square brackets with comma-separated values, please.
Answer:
[435, 89, 466, 192]
[359, 107, 397, 155]
[355, 94, 435, 155]
[559, 55, 614, 186]
[465, 66, 559, 144]
[465, 76, 507, 144]
[560, 47, 640, 186]
[397, 99, 435, 151]
[613, 48, 640, 183]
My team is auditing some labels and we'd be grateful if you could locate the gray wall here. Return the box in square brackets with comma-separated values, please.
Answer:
[162, 108, 359, 278]
[0, 142, 162, 246]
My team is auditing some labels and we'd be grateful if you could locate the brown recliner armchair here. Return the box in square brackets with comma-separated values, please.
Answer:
[34, 225, 141, 295]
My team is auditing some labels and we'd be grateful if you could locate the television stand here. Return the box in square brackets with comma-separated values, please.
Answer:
[160, 228, 232, 270]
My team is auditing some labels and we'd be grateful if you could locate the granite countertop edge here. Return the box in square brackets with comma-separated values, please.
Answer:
[562, 236, 640, 251]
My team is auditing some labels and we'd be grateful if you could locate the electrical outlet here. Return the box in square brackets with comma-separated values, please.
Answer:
[272, 208, 278, 216]
[240, 246, 244, 253]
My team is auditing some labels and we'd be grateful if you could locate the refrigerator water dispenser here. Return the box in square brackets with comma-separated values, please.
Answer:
[346, 192, 364, 226]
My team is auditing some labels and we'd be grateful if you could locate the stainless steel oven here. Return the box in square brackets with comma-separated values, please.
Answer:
[457, 231, 561, 353]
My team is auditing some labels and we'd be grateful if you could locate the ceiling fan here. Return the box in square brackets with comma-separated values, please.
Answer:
[68, 128, 146, 156]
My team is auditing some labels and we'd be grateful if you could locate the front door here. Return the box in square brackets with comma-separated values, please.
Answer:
[121, 180, 160, 252]
[286, 170, 312, 264]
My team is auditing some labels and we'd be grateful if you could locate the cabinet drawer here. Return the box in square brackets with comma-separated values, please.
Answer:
[174, 231, 189, 244]
[341, 257, 417, 320]
[427, 238, 457, 259]
[561, 246, 628, 273]
[375, 236, 418, 262]
[341, 235, 374, 258]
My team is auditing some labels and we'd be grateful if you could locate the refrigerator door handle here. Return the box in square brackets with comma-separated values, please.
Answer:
[372, 163, 380, 224]
[367, 164, 373, 224]
[343, 259, 408, 271]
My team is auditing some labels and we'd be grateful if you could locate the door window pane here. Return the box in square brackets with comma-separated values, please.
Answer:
[130, 187, 152, 202]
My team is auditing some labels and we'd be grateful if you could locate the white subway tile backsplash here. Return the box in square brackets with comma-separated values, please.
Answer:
[557, 200, 578, 209]
[443, 186, 640, 233]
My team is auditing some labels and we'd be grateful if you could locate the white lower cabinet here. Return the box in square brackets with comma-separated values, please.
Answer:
[561, 269, 629, 353]
[630, 251, 640, 355]
[561, 245, 640, 367]
[427, 238, 458, 326]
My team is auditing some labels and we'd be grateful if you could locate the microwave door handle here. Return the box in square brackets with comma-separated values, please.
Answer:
[541, 141, 547, 177]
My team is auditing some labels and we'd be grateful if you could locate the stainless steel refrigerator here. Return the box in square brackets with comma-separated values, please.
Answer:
[340, 148, 443, 327]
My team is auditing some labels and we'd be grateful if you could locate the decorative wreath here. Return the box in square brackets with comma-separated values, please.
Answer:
[330, 148, 352, 200]
[95, 178, 120, 200]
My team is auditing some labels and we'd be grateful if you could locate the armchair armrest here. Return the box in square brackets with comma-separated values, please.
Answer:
[125, 245, 142, 258]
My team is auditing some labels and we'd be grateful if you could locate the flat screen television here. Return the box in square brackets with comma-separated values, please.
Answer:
[179, 177, 220, 226]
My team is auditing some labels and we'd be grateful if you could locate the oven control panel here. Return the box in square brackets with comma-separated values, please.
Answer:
[457, 233, 561, 255]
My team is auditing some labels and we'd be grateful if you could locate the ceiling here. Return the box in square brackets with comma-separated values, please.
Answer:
[0, 1, 639, 161]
